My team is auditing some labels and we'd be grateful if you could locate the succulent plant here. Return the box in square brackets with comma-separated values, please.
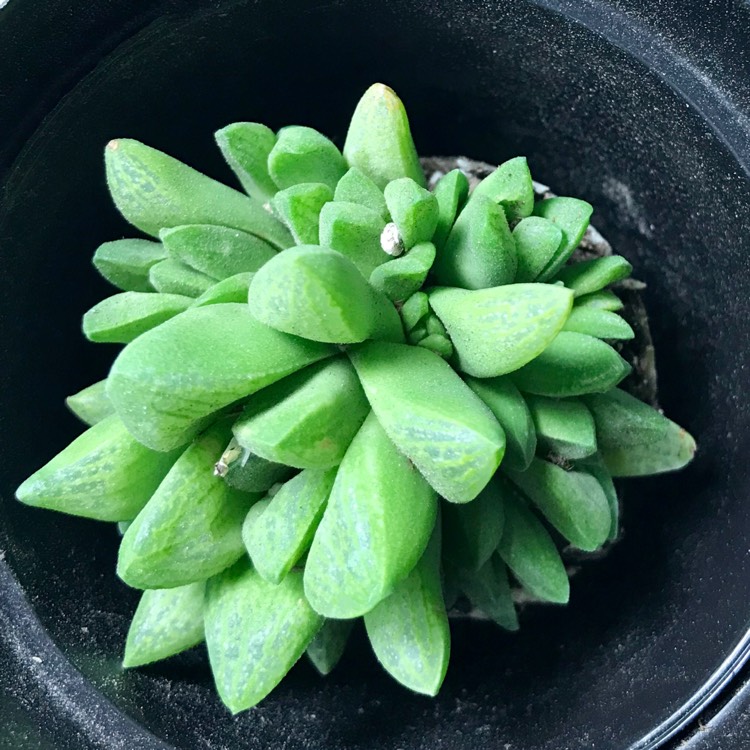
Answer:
[16, 83, 696, 713]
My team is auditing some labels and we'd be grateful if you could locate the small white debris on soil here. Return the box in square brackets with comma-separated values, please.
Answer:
[31, 656, 42, 664]
[380, 222, 405, 256]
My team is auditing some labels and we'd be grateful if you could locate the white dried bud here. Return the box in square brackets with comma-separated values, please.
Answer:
[380, 222, 405, 257]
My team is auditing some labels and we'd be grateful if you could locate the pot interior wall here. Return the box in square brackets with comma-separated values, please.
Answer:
[1, 1, 749, 749]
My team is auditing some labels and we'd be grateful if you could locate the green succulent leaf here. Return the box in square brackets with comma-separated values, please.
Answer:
[118, 422, 256, 589]
[306, 619, 354, 675]
[222, 448, 293, 494]
[576, 454, 620, 541]
[268, 126, 347, 191]
[429, 283, 574, 378]
[583, 388, 696, 476]
[458, 553, 518, 631]
[432, 169, 470, 249]
[506, 457, 612, 551]
[107, 303, 334, 451]
[369, 241, 436, 303]
[465, 376, 536, 472]
[205, 561, 323, 714]
[318, 201, 387, 277]
[525, 394, 598, 461]
[65, 380, 114, 426]
[149, 259, 215, 297]
[104, 139, 292, 249]
[248, 245, 401, 344]
[555, 255, 633, 297]
[562, 307, 634, 340]
[350, 341, 505, 503]
[432, 195, 517, 289]
[417, 333, 454, 359]
[383, 177, 439, 249]
[92, 239, 165, 292]
[442, 478, 505, 572]
[343, 83, 425, 189]
[574, 289, 624, 312]
[495, 482, 570, 604]
[192, 272, 254, 306]
[271, 182, 333, 245]
[15, 415, 179, 522]
[233, 357, 370, 469]
[244, 468, 336, 585]
[471, 156, 534, 223]
[399, 291, 430, 333]
[241, 498, 271, 538]
[533, 197, 593, 281]
[214, 122, 278, 202]
[82, 292, 192, 344]
[512, 331, 631, 397]
[123, 583, 205, 668]
[512, 217, 564, 283]
[364, 523, 449, 697]
[160, 224, 277, 279]
[304, 412, 437, 618]
[334, 167, 389, 220]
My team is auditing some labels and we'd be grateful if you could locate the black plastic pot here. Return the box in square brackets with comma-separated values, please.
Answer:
[1, 1, 749, 748]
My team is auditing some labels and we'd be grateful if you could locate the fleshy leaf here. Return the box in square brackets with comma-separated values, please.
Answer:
[399, 291, 430, 333]
[248, 245, 401, 344]
[271, 182, 333, 245]
[205, 562, 323, 714]
[574, 289, 624, 312]
[432, 169, 469, 249]
[383, 177, 439, 249]
[214, 122, 278, 201]
[465, 376, 536, 472]
[123, 583, 205, 668]
[304, 413, 437, 618]
[65, 380, 114, 426]
[104, 139, 292, 249]
[563, 307, 634, 339]
[82, 292, 192, 344]
[349, 341, 505, 503]
[93, 239, 165, 292]
[306, 619, 354, 675]
[417, 333, 454, 359]
[458, 553, 518, 630]
[343, 83, 425, 189]
[471, 156, 534, 223]
[533, 197, 593, 281]
[525, 394, 597, 460]
[512, 331, 631, 397]
[192, 272, 254, 306]
[364, 524, 449, 696]
[432, 195, 517, 289]
[334, 167, 389, 220]
[107, 303, 334, 451]
[118, 423, 256, 589]
[505, 457, 612, 551]
[555, 255, 633, 297]
[222, 447, 293, 493]
[16, 415, 178, 522]
[576, 454, 620, 541]
[429, 284, 573, 378]
[149, 259, 215, 297]
[318, 201, 387, 277]
[244, 468, 336, 584]
[442, 477, 505, 572]
[512, 217, 564, 282]
[160, 224, 277, 279]
[268, 126, 347, 191]
[232, 357, 370, 469]
[496, 482, 570, 604]
[583, 388, 696, 476]
[369, 241, 436, 303]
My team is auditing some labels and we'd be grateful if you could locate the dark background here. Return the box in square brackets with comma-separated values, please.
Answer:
[1, 1, 749, 748]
